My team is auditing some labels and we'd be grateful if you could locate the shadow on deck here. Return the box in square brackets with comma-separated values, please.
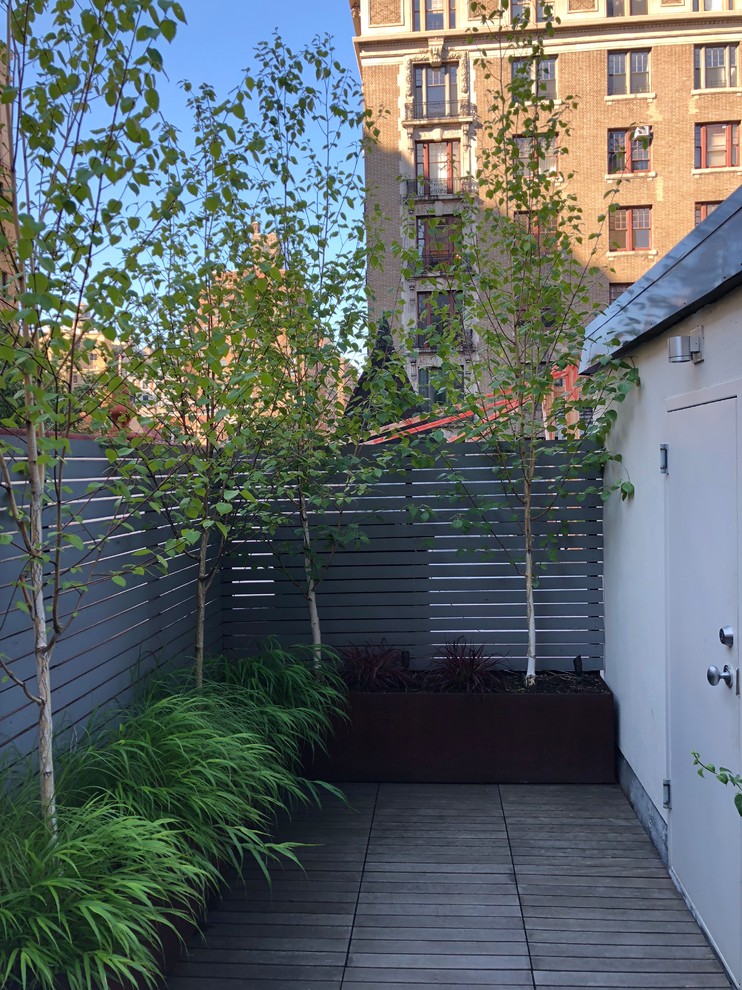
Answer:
[167, 783, 732, 989]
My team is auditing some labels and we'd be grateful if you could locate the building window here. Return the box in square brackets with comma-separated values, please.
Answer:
[414, 141, 460, 197]
[416, 291, 466, 350]
[694, 46, 737, 89]
[607, 129, 650, 173]
[417, 215, 459, 269]
[607, 50, 650, 95]
[693, 0, 732, 9]
[537, 57, 557, 99]
[511, 58, 532, 101]
[694, 122, 739, 168]
[413, 0, 456, 31]
[694, 201, 722, 225]
[609, 206, 651, 251]
[515, 134, 559, 176]
[514, 210, 558, 250]
[418, 365, 465, 409]
[512, 56, 557, 101]
[511, 0, 550, 21]
[608, 0, 648, 14]
[418, 366, 442, 407]
[413, 64, 459, 119]
[608, 282, 633, 303]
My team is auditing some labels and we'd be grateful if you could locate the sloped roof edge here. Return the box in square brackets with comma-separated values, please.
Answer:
[581, 186, 742, 373]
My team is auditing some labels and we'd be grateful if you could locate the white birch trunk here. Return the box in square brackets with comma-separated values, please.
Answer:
[524, 473, 537, 687]
[27, 428, 57, 834]
[193, 532, 210, 688]
[299, 489, 322, 668]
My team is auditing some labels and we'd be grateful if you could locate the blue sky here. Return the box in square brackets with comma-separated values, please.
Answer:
[158, 1, 359, 121]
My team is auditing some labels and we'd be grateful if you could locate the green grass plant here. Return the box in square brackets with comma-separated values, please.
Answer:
[59, 689, 307, 887]
[0, 642, 348, 990]
[209, 641, 345, 712]
[0, 787, 205, 990]
[204, 641, 347, 758]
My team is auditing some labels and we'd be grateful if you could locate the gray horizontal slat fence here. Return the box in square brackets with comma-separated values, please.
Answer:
[223, 442, 604, 671]
[0, 435, 221, 761]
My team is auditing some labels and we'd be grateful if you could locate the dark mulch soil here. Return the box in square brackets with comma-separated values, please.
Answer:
[489, 670, 611, 695]
[361, 670, 611, 696]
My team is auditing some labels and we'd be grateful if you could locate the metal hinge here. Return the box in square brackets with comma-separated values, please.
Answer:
[660, 444, 668, 474]
[663, 779, 671, 809]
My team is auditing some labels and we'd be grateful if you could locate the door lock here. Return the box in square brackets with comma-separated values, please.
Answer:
[719, 626, 735, 647]
[707, 665, 734, 689]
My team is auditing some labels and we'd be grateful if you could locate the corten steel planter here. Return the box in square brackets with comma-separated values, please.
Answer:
[304, 689, 616, 784]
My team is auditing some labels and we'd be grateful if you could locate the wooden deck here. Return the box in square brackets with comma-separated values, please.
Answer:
[167, 784, 732, 989]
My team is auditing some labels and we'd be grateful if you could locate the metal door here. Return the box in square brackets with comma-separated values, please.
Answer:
[667, 395, 742, 987]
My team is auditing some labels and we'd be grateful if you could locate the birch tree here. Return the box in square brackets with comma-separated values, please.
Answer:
[226, 36, 395, 663]
[109, 84, 288, 688]
[115, 37, 399, 670]
[0, 0, 183, 832]
[412, 2, 637, 685]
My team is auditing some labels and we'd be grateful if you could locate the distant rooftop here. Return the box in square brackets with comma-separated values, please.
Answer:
[582, 186, 742, 374]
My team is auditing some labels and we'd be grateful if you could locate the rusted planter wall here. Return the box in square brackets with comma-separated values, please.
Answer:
[305, 690, 616, 784]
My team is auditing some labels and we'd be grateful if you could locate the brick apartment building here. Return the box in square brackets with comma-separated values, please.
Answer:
[349, 0, 742, 403]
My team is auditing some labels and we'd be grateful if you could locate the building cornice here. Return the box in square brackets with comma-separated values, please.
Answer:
[354, 16, 742, 61]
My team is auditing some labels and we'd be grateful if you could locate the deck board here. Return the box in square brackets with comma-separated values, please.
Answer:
[168, 783, 732, 989]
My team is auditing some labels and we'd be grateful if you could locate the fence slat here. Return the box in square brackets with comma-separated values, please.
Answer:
[223, 444, 604, 669]
[0, 436, 220, 761]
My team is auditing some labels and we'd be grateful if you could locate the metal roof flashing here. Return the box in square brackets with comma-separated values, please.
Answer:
[581, 188, 742, 375]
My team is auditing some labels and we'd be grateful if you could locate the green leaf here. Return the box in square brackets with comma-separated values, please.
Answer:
[145, 87, 160, 111]
[81, 9, 99, 34]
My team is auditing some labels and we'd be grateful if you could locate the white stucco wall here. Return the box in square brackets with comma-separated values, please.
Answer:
[603, 286, 742, 818]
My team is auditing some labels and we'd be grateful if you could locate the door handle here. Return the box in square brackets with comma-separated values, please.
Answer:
[707, 665, 734, 689]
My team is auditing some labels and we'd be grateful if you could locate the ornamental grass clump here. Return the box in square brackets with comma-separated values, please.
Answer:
[339, 640, 413, 692]
[0, 647, 346, 990]
[424, 638, 504, 694]
[205, 641, 347, 757]
[0, 788, 204, 990]
[59, 690, 306, 888]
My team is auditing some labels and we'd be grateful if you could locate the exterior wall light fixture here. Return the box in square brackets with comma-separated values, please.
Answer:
[668, 326, 704, 364]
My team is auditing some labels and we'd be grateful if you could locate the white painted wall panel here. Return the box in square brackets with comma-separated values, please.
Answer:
[603, 287, 742, 820]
